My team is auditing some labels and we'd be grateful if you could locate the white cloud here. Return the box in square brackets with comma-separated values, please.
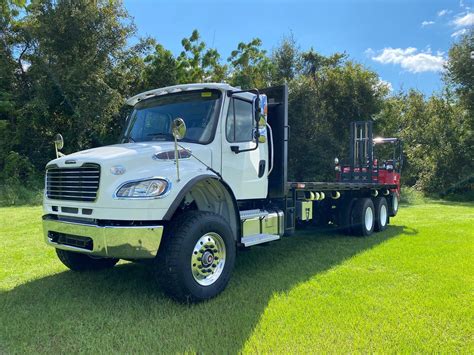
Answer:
[451, 28, 468, 37]
[370, 47, 446, 73]
[378, 78, 393, 92]
[437, 9, 450, 17]
[421, 20, 435, 27]
[453, 12, 474, 27]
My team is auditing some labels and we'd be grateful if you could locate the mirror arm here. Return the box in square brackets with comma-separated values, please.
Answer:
[231, 130, 260, 154]
[226, 88, 260, 97]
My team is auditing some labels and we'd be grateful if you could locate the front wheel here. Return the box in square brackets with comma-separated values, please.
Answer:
[56, 249, 119, 271]
[154, 211, 236, 302]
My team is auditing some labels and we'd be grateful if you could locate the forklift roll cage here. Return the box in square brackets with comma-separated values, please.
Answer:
[340, 121, 403, 183]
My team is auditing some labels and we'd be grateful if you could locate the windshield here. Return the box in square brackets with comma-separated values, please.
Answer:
[124, 89, 222, 144]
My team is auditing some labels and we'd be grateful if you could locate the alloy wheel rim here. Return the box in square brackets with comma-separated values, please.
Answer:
[365, 206, 374, 231]
[380, 205, 387, 227]
[191, 232, 226, 286]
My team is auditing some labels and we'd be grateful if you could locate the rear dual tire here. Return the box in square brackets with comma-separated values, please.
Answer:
[389, 193, 399, 217]
[373, 197, 389, 232]
[344, 196, 389, 236]
[351, 198, 375, 236]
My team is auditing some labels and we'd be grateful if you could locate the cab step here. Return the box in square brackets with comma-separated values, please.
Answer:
[241, 234, 280, 247]
[240, 209, 269, 220]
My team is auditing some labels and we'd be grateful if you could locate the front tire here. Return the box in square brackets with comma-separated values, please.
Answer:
[56, 249, 119, 271]
[351, 198, 375, 236]
[154, 211, 236, 303]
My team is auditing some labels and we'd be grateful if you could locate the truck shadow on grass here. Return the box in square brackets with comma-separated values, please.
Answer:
[0, 225, 416, 353]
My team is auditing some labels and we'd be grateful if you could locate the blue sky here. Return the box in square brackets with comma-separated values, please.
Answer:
[123, 0, 474, 96]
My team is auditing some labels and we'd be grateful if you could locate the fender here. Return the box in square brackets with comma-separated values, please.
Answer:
[163, 174, 241, 240]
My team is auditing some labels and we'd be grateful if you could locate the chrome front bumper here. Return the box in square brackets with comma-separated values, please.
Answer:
[42, 215, 164, 259]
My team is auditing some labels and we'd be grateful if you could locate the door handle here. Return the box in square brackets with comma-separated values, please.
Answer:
[258, 160, 266, 178]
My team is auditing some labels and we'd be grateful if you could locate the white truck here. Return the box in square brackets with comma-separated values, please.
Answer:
[42, 83, 401, 302]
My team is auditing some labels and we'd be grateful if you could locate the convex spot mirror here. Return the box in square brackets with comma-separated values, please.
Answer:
[172, 118, 186, 140]
[54, 133, 64, 150]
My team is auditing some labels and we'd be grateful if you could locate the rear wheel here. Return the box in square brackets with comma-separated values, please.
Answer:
[373, 197, 389, 232]
[389, 193, 399, 217]
[56, 249, 119, 271]
[351, 198, 375, 236]
[154, 211, 236, 303]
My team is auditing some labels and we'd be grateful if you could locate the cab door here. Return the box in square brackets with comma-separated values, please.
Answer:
[221, 95, 268, 200]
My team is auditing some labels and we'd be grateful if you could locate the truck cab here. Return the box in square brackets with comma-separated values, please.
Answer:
[42, 83, 400, 302]
[43, 83, 284, 301]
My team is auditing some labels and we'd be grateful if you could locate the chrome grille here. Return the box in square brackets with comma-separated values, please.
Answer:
[46, 163, 100, 202]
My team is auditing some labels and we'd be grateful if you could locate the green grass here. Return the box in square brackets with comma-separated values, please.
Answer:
[0, 202, 473, 353]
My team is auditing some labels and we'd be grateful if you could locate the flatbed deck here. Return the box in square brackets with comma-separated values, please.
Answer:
[287, 181, 398, 191]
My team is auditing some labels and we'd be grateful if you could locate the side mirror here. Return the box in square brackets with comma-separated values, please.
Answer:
[54, 133, 64, 150]
[171, 118, 186, 140]
[53, 133, 65, 158]
[254, 96, 261, 123]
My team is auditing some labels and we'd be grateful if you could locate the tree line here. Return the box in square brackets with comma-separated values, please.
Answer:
[1, 0, 473, 204]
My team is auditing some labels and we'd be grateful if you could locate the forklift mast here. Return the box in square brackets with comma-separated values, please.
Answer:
[347, 121, 375, 182]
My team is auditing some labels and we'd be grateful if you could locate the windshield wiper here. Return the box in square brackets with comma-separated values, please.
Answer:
[147, 132, 175, 141]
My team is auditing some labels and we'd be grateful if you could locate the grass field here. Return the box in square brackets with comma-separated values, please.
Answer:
[0, 202, 473, 353]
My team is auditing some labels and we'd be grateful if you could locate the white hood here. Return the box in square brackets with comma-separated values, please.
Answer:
[48, 142, 213, 168]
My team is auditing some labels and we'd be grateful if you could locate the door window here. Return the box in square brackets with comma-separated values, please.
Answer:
[226, 99, 254, 142]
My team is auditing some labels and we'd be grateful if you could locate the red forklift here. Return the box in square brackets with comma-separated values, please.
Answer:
[334, 121, 403, 226]
[336, 121, 402, 193]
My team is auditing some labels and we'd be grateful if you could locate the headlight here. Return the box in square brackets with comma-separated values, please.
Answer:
[115, 178, 170, 198]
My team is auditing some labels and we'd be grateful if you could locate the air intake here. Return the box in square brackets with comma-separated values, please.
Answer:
[46, 163, 100, 202]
